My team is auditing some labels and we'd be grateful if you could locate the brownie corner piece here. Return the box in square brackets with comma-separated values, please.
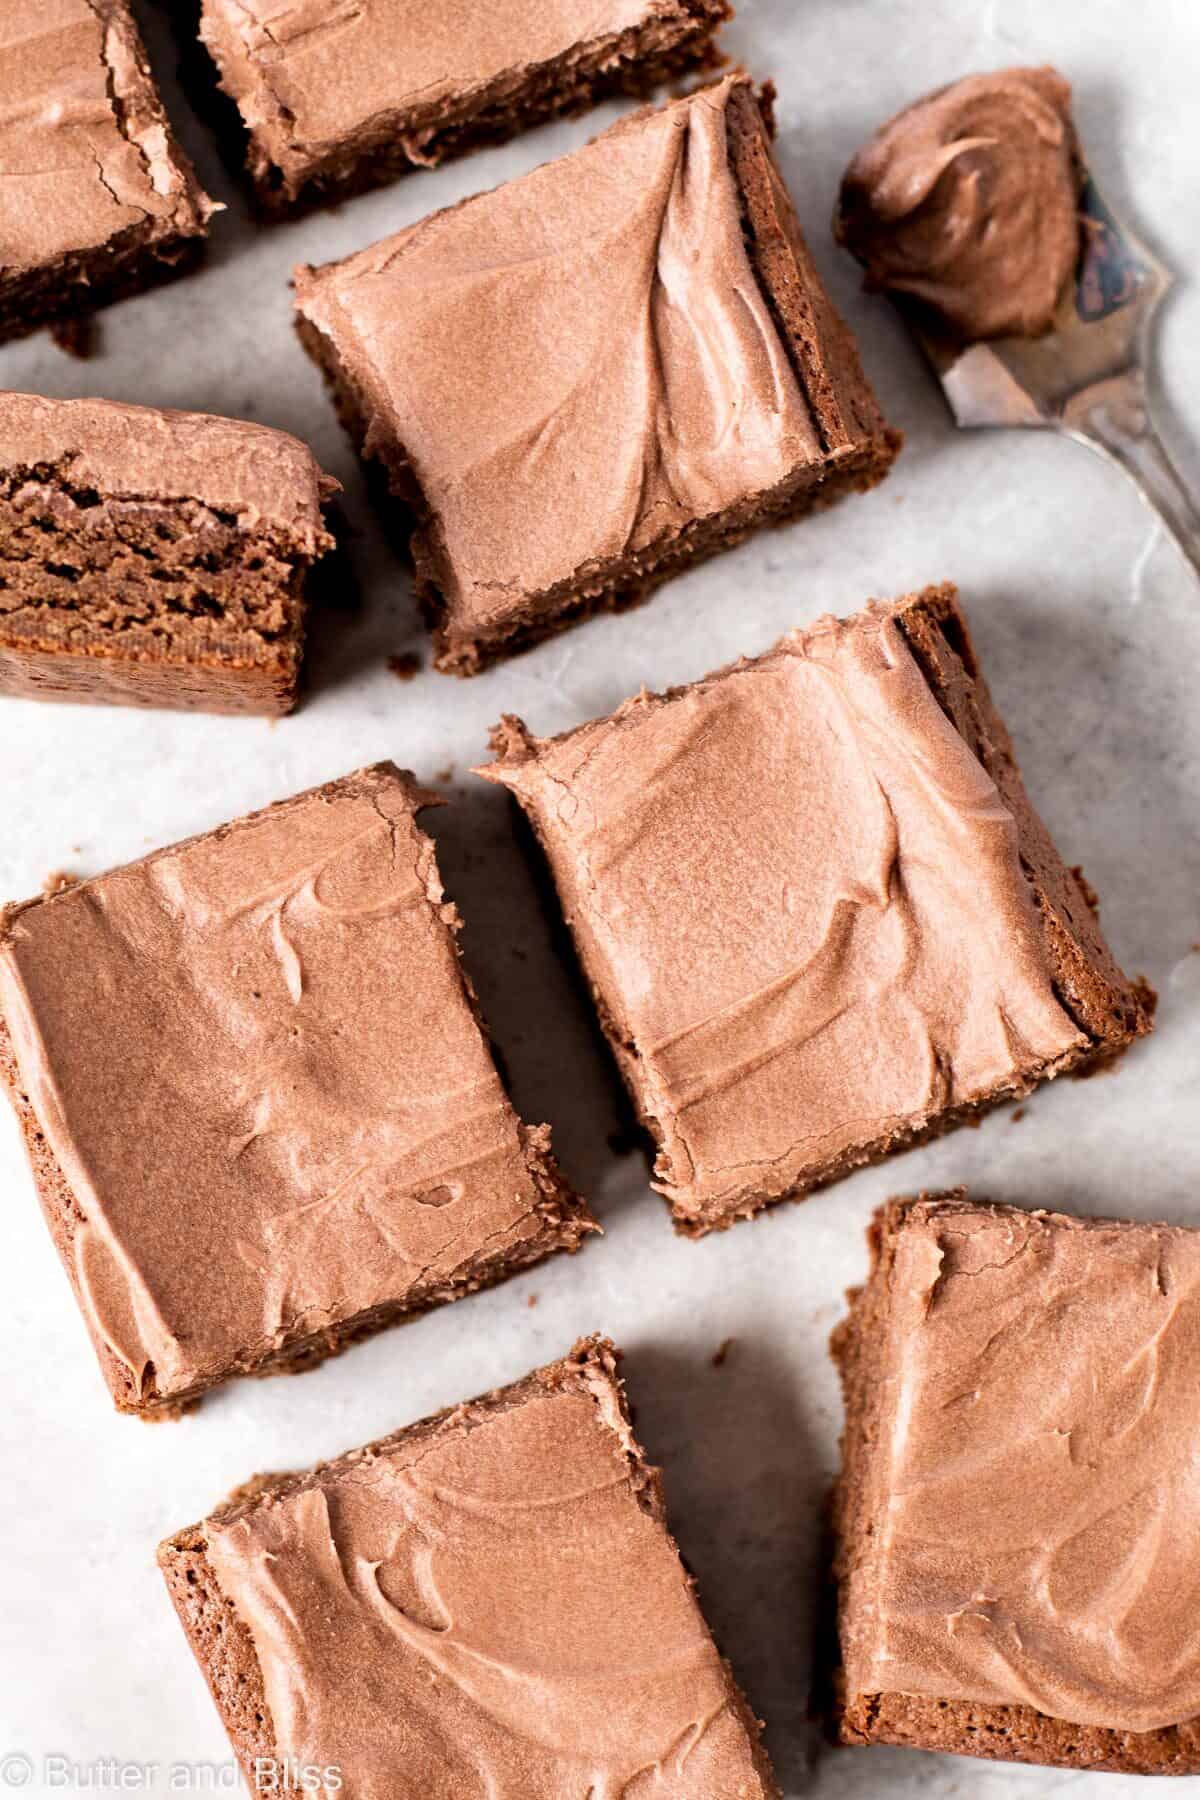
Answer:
[294, 71, 898, 676]
[0, 765, 595, 1416]
[199, 0, 732, 217]
[480, 583, 1149, 1235]
[159, 1334, 781, 1796]
[0, 393, 338, 715]
[829, 1192, 1200, 1774]
[0, 0, 215, 345]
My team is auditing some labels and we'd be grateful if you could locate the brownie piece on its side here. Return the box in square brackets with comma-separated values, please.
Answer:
[0, 0, 215, 346]
[0, 394, 336, 715]
[0, 766, 596, 1417]
[480, 583, 1152, 1235]
[199, 0, 732, 216]
[830, 1192, 1200, 1774]
[295, 74, 900, 674]
[159, 1336, 781, 1798]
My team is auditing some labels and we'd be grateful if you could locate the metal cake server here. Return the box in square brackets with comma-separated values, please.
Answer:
[908, 172, 1200, 582]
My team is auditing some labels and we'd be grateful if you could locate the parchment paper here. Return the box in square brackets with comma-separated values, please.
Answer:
[1, 2, 1197, 1794]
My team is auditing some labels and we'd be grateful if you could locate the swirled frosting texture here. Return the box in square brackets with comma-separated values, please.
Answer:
[202, 0, 718, 188]
[294, 76, 820, 636]
[0, 766, 584, 1404]
[204, 1345, 773, 1797]
[483, 603, 1083, 1225]
[835, 67, 1081, 340]
[0, 0, 213, 273]
[843, 1198, 1200, 1732]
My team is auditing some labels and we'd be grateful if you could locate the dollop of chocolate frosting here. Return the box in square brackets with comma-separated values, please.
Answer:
[843, 1198, 1200, 1732]
[205, 1349, 773, 1795]
[482, 607, 1084, 1224]
[834, 67, 1082, 340]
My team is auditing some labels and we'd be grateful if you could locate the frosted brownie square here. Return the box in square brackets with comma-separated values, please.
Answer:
[481, 583, 1151, 1233]
[198, 0, 731, 214]
[0, 0, 214, 344]
[831, 1192, 1200, 1774]
[0, 766, 594, 1415]
[0, 393, 335, 715]
[160, 1337, 780, 1797]
[295, 74, 899, 673]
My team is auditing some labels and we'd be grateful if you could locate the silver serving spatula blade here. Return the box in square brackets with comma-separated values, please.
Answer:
[909, 171, 1200, 581]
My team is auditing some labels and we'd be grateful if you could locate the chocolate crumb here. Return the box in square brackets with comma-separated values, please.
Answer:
[434, 764, 455, 784]
[50, 313, 98, 359]
[1010, 1106, 1026, 1124]
[41, 869, 78, 896]
[711, 1337, 735, 1368]
[526, 1293, 538, 1309]
[388, 652, 421, 681]
[1071, 864, 1101, 912]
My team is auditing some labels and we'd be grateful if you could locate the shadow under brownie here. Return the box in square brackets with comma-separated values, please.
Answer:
[0, 765, 595, 1417]
[0, 393, 336, 715]
[829, 1192, 1200, 1774]
[480, 583, 1152, 1235]
[196, 0, 732, 216]
[0, 0, 215, 346]
[159, 1336, 780, 1797]
[294, 73, 899, 674]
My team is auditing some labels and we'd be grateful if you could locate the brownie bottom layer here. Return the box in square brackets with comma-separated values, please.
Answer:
[838, 1688, 1200, 1776]
[0, 1016, 593, 1417]
[0, 639, 300, 715]
[0, 228, 204, 348]
[0, 480, 322, 714]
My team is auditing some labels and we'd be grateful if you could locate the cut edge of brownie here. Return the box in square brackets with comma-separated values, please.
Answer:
[826, 1192, 1200, 1775]
[485, 582, 1152, 1238]
[0, 765, 596, 1418]
[0, 0, 214, 347]
[158, 1334, 782, 1798]
[199, 0, 732, 218]
[293, 73, 900, 678]
[0, 462, 338, 716]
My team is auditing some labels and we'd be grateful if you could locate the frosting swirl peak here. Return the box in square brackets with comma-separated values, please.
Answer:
[835, 66, 1082, 340]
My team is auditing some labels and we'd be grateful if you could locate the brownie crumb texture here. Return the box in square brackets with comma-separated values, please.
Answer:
[0, 395, 338, 715]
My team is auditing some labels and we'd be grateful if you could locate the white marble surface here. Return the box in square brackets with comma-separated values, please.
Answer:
[1, 1, 1198, 1795]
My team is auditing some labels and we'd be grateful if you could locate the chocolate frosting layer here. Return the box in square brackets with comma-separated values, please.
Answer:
[843, 1198, 1200, 1733]
[205, 1344, 773, 1796]
[0, 0, 214, 274]
[295, 76, 820, 634]
[0, 392, 335, 544]
[204, 0, 717, 184]
[482, 607, 1083, 1221]
[0, 767, 579, 1403]
[835, 67, 1081, 340]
